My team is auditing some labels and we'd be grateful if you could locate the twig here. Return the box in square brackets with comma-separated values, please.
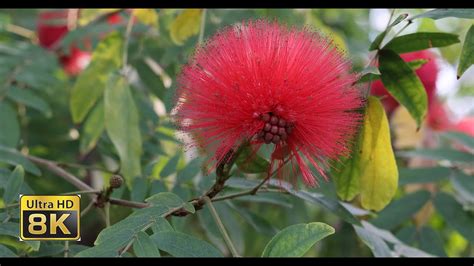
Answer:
[203, 196, 240, 257]
[122, 12, 135, 73]
[64, 241, 69, 258]
[104, 202, 111, 228]
[198, 9, 207, 45]
[5, 24, 37, 42]
[61, 189, 102, 195]
[81, 200, 95, 217]
[57, 161, 116, 174]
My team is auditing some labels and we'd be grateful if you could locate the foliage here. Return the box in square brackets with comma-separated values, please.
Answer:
[0, 8, 473, 258]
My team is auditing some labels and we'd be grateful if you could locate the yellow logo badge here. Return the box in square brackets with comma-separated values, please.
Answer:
[20, 195, 81, 241]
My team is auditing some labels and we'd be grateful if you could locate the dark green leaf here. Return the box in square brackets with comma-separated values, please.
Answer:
[442, 131, 474, 151]
[7, 87, 52, 117]
[176, 157, 203, 182]
[433, 192, 474, 242]
[0, 222, 18, 237]
[451, 170, 474, 204]
[419, 227, 447, 257]
[235, 144, 270, 173]
[353, 225, 393, 257]
[133, 232, 161, 257]
[0, 245, 17, 257]
[458, 25, 474, 79]
[379, 49, 427, 128]
[384, 32, 460, 53]
[261, 222, 334, 257]
[130, 177, 148, 203]
[151, 231, 222, 257]
[151, 217, 174, 233]
[371, 190, 431, 230]
[411, 9, 474, 20]
[70, 32, 122, 123]
[160, 153, 181, 178]
[0, 101, 19, 148]
[398, 167, 450, 185]
[397, 148, 474, 164]
[104, 74, 142, 183]
[0, 146, 41, 176]
[369, 31, 388, 51]
[79, 100, 104, 155]
[3, 165, 24, 204]
[268, 179, 360, 225]
[146, 192, 195, 214]
[357, 59, 427, 84]
[227, 201, 277, 236]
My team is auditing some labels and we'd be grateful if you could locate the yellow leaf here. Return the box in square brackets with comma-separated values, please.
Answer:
[133, 9, 159, 28]
[359, 96, 399, 211]
[79, 9, 120, 26]
[169, 9, 202, 46]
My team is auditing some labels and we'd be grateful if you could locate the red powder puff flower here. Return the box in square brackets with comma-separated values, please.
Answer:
[174, 21, 363, 186]
[371, 50, 439, 115]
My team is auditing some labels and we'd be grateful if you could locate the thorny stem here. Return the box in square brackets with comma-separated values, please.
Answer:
[203, 196, 240, 257]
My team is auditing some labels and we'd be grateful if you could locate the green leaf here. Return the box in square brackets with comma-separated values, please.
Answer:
[397, 148, 473, 164]
[133, 9, 159, 28]
[227, 201, 277, 236]
[379, 49, 427, 128]
[433, 192, 474, 242]
[235, 144, 270, 173]
[371, 190, 431, 230]
[0, 245, 17, 257]
[398, 167, 450, 185]
[384, 32, 460, 54]
[458, 25, 474, 79]
[74, 244, 118, 257]
[133, 232, 161, 257]
[0, 101, 19, 148]
[79, 100, 104, 155]
[442, 131, 474, 151]
[3, 165, 24, 204]
[359, 97, 398, 211]
[369, 31, 388, 51]
[151, 217, 174, 233]
[268, 179, 359, 225]
[357, 59, 427, 84]
[160, 153, 180, 178]
[169, 9, 202, 45]
[353, 224, 393, 257]
[70, 32, 123, 123]
[419, 227, 447, 257]
[411, 9, 474, 20]
[176, 157, 203, 182]
[333, 144, 361, 201]
[261, 222, 334, 257]
[0, 146, 41, 176]
[451, 170, 474, 204]
[7, 86, 52, 117]
[389, 13, 408, 27]
[145, 192, 195, 214]
[151, 231, 222, 257]
[104, 74, 142, 183]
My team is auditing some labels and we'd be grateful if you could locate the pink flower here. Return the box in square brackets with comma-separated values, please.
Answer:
[175, 20, 363, 186]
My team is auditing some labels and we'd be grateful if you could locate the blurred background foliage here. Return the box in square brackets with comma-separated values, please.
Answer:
[0, 8, 473, 257]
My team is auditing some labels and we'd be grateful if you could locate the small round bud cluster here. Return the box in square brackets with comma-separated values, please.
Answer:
[256, 113, 294, 144]
[109, 174, 124, 189]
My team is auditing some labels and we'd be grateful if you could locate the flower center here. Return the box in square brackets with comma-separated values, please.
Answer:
[256, 113, 294, 144]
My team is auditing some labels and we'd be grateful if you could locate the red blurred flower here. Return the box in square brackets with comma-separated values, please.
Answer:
[371, 50, 439, 115]
[37, 10, 92, 76]
[452, 117, 474, 137]
[175, 21, 363, 186]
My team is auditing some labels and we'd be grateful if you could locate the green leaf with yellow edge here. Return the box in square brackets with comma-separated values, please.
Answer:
[78, 9, 120, 26]
[379, 49, 427, 128]
[359, 97, 398, 211]
[457, 25, 474, 79]
[261, 222, 335, 257]
[169, 9, 202, 46]
[70, 32, 123, 124]
[133, 9, 159, 28]
[104, 73, 142, 184]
